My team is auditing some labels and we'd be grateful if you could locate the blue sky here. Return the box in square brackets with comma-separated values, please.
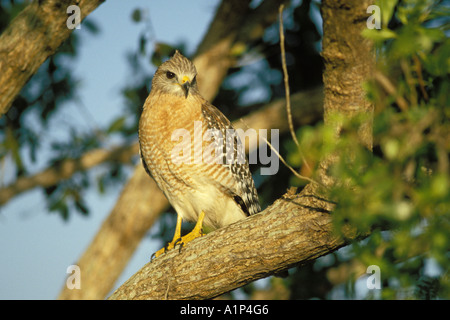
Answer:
[0, 0, 220, 299]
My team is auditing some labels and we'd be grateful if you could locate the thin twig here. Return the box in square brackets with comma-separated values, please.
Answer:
[412, 54, 429, 101]
[373, 71, 409, 112]
[164, 278, 170, 300]
[400, 58, 418, 107]
[278, 5, 312, 173]
[240, 119, 323, 188]
[279, 5, 296, 147]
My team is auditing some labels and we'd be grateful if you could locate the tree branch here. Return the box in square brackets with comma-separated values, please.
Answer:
[194, 0, 290, 101]
[58, 164, 169, 300]
[109, 184, 352, 300]
[193, 0, 252, 100]
[0, 143, 138, 206]
[0, 0, 105, 117]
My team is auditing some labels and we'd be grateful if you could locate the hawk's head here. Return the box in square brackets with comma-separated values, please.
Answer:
[152, 50, 198, 99]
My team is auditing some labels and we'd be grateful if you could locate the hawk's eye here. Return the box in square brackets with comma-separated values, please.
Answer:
[166, 71, 176, 79]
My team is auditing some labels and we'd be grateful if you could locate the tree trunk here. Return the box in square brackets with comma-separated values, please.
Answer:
[321, 0, 374, 149]
[319, 0, 375, 187]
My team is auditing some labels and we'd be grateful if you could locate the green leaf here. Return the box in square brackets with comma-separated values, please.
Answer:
[362, 28, 397, 42]
[131, 9, 142, 22]
[74, 199, 89, 216]
[48, 197, 69, 221]
[97, 174, 105, 194]
[379, 0, 399, 27]
[139, 33, 147, 56]
[107, 116, 127, 134]
[151, 43, 176, 66]
[421, 39, 450, 76]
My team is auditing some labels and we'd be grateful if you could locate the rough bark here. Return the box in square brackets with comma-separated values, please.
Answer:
[318, 0, 375, 187]
[321, 0, 375, 150]
[0, 0, 105, 117]
[109, 184, 347, 300]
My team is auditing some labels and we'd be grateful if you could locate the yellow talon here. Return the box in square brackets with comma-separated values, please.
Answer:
[179, 210, 205, 244]
[152, 211, 205, 260]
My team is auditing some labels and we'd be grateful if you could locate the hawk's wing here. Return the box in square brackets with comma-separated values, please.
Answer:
[201, 101, 261, 216]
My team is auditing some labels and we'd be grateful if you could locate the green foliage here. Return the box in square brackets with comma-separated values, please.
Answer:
[287, 0, 449, 299]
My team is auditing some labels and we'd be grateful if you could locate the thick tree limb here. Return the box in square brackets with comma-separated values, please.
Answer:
[108, 184, 351, 300]
[58, 164, 169, 300]
[193, 0, 252, 100]
[0, 0, 105, 117]
[194, 0, 290, 100]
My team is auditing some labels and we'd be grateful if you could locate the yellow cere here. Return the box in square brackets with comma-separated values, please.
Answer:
[181, 75, 190, 84]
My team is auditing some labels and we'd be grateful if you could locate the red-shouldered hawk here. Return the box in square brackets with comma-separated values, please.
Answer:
[139, 50, 260, 258]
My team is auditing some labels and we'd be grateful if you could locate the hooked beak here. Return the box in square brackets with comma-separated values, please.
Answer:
[181, 75, 191, 98]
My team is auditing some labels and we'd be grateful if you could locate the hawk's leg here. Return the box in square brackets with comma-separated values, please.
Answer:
[152, 214, 182, 259]
[177, 210, 205, 248]
[152, 211, 205, 259]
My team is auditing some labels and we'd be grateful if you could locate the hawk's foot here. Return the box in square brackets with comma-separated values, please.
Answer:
[151, 211, 205, 260]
